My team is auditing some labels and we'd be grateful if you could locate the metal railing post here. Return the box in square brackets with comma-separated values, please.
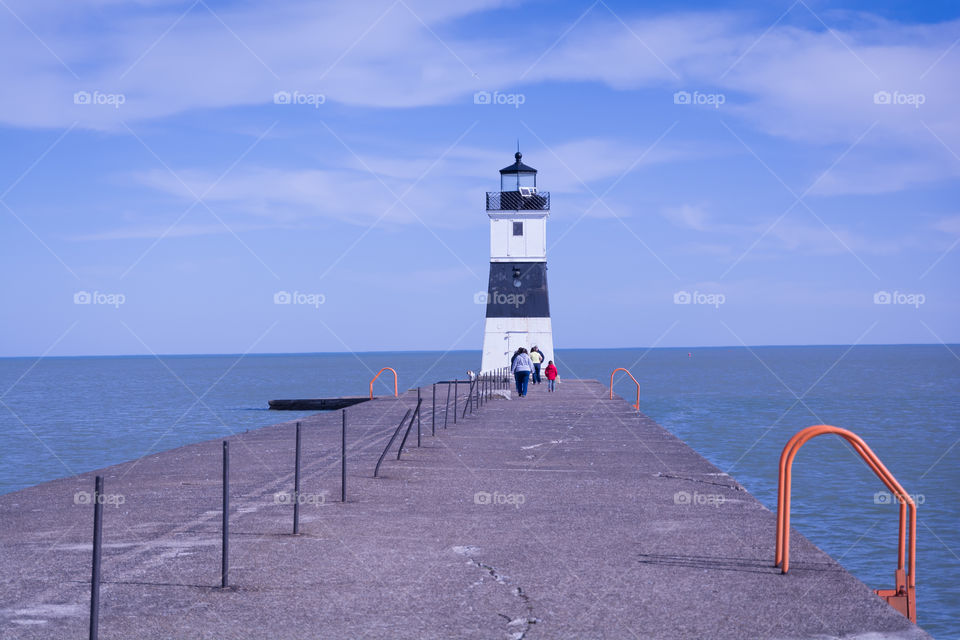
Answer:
[443, 381, 451, 429]
[293, 422, 301, 534]
[463, 380, 474, 418]
[88, 475, 104, 640]
[221, 441, 229, 589]
[341, 410, 347, 502]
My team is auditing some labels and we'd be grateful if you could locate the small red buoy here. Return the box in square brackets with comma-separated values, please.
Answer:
[688, 352, 692, 358]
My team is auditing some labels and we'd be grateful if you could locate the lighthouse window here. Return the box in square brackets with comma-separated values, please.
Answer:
[512, 221, 523, 236]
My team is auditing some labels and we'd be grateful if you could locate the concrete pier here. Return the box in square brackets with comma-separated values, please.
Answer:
[0, 380, 929, 639]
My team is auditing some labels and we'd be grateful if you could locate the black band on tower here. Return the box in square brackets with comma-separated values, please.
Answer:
[485, 262, 550, 318]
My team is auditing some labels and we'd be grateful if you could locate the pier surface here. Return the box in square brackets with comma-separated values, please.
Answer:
[0, 380, 929, 639]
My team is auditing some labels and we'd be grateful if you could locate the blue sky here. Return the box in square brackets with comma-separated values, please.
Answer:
[0, 0, 957, 357]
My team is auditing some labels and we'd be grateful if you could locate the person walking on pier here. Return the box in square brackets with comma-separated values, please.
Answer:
[530, 346, 544, 384]
[545, 360, 558, 392]
[511, 348, 533, 397]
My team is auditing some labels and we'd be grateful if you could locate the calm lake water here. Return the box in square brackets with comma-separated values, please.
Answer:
[0, 346, 957, 636]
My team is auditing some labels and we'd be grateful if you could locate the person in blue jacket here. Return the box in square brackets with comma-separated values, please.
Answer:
[510, 348, 533, 397]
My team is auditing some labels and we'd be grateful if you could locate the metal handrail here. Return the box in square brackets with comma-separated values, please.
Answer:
[396, 399, 423, 460]
[369, 367, 398, 399]
[609, 368, 640, 410]
[775, 425, 916, 622]
[373, 408, 412, 478]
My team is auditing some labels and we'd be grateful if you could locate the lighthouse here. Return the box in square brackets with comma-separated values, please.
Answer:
[480, 151, 555, 373]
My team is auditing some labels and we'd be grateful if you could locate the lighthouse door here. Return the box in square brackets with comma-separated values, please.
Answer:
[506, 331, 528, 359]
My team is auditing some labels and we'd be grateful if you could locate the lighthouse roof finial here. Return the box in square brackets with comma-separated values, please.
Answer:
[500, 147, 536, 174]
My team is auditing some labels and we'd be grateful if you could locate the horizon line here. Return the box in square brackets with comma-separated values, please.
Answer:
[0, 342, 955, 360]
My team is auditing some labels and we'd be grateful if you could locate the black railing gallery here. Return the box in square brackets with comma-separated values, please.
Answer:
[486, 190, 550, 211]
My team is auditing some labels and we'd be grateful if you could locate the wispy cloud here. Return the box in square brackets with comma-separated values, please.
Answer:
[933, 214, 960, 235]
[74, 137, 693, 235]
[68, 221, 278, 241]
[661, 201, 919, 256]
[3, 3, 957, 156]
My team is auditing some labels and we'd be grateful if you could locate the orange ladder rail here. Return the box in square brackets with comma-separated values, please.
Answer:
[609, 368, 640, 410]
[775, 425, 916, 623]
[369, 367, 398, 399]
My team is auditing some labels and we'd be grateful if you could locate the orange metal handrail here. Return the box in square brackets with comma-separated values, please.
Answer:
[775, 425, 916, 623]
[369, 367, 398, 399]
[609, 368, 640, 410]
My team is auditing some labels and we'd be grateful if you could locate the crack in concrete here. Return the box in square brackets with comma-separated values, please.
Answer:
[456, 549, 539, 639]
[520, 436, 583, 451]
[508, 585, 538, 639]
[655, 472, 745, 491]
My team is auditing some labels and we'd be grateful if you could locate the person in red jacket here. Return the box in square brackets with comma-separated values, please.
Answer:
[544, 360, 558, 392]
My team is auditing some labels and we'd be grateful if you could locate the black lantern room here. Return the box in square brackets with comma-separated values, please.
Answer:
[499, 152, 537, 192]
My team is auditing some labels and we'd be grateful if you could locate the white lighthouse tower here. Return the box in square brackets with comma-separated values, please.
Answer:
[480, 151, 555, 373]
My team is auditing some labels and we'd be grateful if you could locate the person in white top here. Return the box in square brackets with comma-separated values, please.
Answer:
[529, 346, 544, 384]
